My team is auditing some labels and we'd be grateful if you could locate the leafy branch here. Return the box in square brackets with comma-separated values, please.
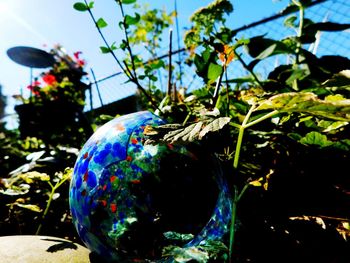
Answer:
[75, 0, 160, 110]
[36, 168, 73, 235]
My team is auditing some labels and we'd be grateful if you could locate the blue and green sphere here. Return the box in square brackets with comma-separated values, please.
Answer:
[69, 111, 231, 261]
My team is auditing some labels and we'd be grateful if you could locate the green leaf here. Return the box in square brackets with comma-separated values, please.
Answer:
[100, 46, 110, 54]
[20, 171, 50, 183]
[122, 0, 136, 4]
[97, 114, 115, 122]
[302, 22, 350, 44]
[202, 48, 211, 63]
[247, 44, 278, 70]
[190, 0, 233, 37]
[226, 76, 255, 84]
[199, 117, 231, 138]
[207, 63, 223, 81]
[255, 44, 278, 60]
[333, 139, 350, 151]
[162, 245, 209, 263]
[194, 54, 205, 72]
[199, 240, 228, 261]
[285, 68, 310, 86]
[284, 15, 297, 28]
[0, 183, 30, 196]
[325, 94, 346, 102]
[88, 1, 94, 8]
[299, 131, 333, 147]
[323, 70, 350, 88]
[163, 231, 194, 242]
[110, 42, 117, 51]
[145, 117, 231, 145]
[318, 56, 350, 75]
[255, 92, 350, 121]
[96, 18, 108, 28]
[279, 3, 299, 16]
[216, 27, 234, 43]
[73, 2, 88, 11]
[281, 37, 298, 50]
[125, 13, 141, 26]
[245, 35, 272, 58]
[148, 75, 158, 82]
[322, 120, 348, 133]
[304, 22, 350, 32]
[288, 132, 303, 141]
[119, 40, 127, 50]
[164, 122, 203, 143]
[16, 203, 42, 213]
[150, 60, 165, 70]
[244, 36, 291, 68]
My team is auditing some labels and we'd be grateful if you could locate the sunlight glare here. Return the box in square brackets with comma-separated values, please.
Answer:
[0, 0, 16, 19]
[0, 2, 9, 13]
[0, 0, 52, 45]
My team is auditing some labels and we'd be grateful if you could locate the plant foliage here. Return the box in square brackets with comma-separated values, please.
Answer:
[1, 0, 350, 262]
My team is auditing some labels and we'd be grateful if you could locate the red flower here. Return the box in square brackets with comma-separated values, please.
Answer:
[27, 80, 41, 96]
[32, 80, 41, 87]
[76, 59, 85, 67]
[73, 51, 82, 59]
[73, 51, 86, 67]
[42, 74, 57, 85]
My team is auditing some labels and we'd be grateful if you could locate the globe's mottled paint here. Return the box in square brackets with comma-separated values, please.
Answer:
[69, 111, 232, 261]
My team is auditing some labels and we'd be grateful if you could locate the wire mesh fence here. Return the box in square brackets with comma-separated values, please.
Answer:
[228, 0, 350, 79]
[86, 0, 350, 111]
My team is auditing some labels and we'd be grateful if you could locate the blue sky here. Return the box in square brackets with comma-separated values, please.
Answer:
[0, 0, 289, 126]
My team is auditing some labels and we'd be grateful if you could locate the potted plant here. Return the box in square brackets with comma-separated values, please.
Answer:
[14, 45, 92, 146]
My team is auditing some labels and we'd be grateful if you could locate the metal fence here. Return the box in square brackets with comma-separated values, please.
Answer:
[86, 0, 350, 111]
[229, 0, 350, 79]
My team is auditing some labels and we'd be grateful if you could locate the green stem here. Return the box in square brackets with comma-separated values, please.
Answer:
[229, 186, 238, 263]
[182, 112, 192, 126]
[117, 0, 138, 78]
[225, 68, 230, 116]
[35, 176, 70, 235]
[234, 50, 264, 88]
[292, 0, 304, 90]
[167, 29, 173, 98]
[230, 106, 279, 261]
[83, 0, 159, 111]
[117, 2, 160, 111]
[233, 104, 256, 169]
[36, 187, 55, 235]
[233, 126, 244, 169]
[233, 109, 278, 168]
[237, 183, 250, 202]
[174, 0, 183, 88]
[229, 183, 251, 263]
[83, 0, 127, 77]
[293, 0, 304, 65]
[244, 110, 279, 129]
[212, 69, 225, 107]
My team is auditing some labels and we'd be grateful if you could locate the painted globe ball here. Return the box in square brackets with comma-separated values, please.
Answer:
[69, 111, 231, 261]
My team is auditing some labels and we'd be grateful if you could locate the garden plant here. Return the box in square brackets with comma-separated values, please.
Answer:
[13, 45, 92, 147]
[0, 0, 350, 262]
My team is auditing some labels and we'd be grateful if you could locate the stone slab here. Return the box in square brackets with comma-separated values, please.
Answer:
[0, 235, 91, 263]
